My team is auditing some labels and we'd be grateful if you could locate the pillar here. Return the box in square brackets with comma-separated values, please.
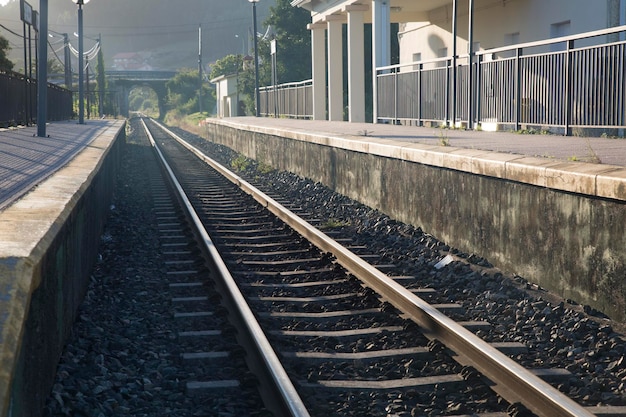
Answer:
[345, 5, 367, 123]
[327, 16, 344, 121]
[372, 0, 391, 122]
[309, 23, 327, 120]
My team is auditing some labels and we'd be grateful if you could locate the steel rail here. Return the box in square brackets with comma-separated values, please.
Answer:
[140, 119, 311, 417]
[152, 119, 597, 417]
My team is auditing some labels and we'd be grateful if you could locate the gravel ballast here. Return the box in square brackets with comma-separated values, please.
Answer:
[43, 120, 626, 416]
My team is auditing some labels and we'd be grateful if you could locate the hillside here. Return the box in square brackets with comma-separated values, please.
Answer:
[0, 0, 274, 71]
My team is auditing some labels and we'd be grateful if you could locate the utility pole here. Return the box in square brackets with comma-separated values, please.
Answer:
[37, 0, 48, 137]
[198, 24, 202, 114]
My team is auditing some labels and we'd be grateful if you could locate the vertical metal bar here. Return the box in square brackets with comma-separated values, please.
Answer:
[564, 40, 573, 135]
[445, 59, 450, 125]
[198, 24, 203, 115]
[37, 0, 48, 137]
[252, 1, 260, 117]
[476, 53, 482, 127]
[394, 69, 398, 123]
[451, 0, 458, 127]
[418, 63, 423, 126]
[77, 1, 85, 124]
[467, 0, 475, 129]
[23, 21, 28, 125]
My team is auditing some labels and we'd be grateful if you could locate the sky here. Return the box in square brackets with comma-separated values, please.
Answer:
[0, 0, 9, 6]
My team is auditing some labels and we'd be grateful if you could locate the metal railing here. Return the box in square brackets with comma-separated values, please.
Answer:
[377, 25, 626, 135]
[1, 70, 73, 126]
[259, 79, 313, 119]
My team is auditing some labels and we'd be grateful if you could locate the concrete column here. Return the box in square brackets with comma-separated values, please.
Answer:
[327, 17, 344, 121]
[345, 6, 367, 123]
[309, 23, 327, 120]
[372, 0, 391, 122]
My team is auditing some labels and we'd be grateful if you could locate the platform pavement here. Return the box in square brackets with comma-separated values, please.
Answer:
[0, 120, 123, 211]
[229, 117, 626, 167]
[0, 119, 124, 417]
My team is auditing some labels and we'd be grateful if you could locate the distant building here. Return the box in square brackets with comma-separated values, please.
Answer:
[211, 73, 240, 118]
[112, 52, 153, 71]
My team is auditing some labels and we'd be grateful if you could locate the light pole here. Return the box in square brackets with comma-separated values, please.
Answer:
[248, 0, 260, 117]
[235, 34, 245, 55]
[198, 24, 202, 115]
[72, 0, 90, 124]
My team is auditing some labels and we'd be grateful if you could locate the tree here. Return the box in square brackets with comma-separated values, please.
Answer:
[47, 58, 64, 74]
[0, 34, 14, 71]
[209, 54, 242, 81]
[260, 0, 311, 85]
[165, 68, 213, 118]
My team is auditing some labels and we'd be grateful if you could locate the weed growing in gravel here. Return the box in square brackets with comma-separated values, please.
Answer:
[320, 218, 351, 229]
[257, 161, 274, 174]
[231, 154, 250, 172]
[585, 138, 602, 164]
[438, 130, 450, 147]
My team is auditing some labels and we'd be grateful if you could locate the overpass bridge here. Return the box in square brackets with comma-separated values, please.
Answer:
[106, 70, 178, 119]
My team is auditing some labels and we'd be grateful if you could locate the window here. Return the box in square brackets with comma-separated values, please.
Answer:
[550, 21, 571, 52]
[502, 32, 520, 58]
[437, 47, 448, 68]
[412, 53, 422, 71]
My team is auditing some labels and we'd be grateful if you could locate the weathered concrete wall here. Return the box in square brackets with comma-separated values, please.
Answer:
[205, 120, 626, 321]
[0, 122, 125, 417]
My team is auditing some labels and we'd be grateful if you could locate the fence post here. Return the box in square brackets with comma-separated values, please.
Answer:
[564, 39, 574, 136]
[475, 53, 483, 128]
[394, 69, 398, 123]
[515, 47, 522, 131]
[445, 58, 451, 126]
[418, 63, 423, 126]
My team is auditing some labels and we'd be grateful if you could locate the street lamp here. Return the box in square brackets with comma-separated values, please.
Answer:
[72, 0, 90, 124]
[248, 0, 260, 117]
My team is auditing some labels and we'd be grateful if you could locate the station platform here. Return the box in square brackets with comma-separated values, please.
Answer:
[0, 119, 125, 417]
[0, 121, 124, 211]
[229, 117, 626, 167]
[212, 117, 626, 202]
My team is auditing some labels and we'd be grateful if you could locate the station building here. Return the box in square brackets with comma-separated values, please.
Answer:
[291, 0, 626, 131]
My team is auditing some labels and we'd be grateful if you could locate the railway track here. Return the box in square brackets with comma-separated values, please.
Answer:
[130, 116, 625, 417]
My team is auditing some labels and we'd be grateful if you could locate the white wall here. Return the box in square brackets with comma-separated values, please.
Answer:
[398, 0, 611, 65]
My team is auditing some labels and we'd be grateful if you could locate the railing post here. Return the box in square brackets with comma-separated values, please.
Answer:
[418, 63, 423, 126]
[515, 47, 522, 131]
[394, 68, 398, 123]
[475, 53, 482, 128]
[445, 58, 451, 126]
[564, 39, 574, 136]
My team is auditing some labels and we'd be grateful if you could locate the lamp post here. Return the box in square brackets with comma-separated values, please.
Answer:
[248, 0, 260, 117]
[72, 0, 90, 124]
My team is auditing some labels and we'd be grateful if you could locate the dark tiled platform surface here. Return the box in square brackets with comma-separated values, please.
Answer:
[0, 120, 117, 211]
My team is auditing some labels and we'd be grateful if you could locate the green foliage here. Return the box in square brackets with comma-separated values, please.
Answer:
[320, 218, 351, 229]
[231, 154, 250, 172]
[0, 34, 14, 71]
[128, 86, 159, 117]
[262, 0, 311, 83]
[257, 161, 274, 174]
[438, 130, 450, 147]
[165, 68, 214, 118]
[47, 59, 63, 74]
[209, 54, 243, 80]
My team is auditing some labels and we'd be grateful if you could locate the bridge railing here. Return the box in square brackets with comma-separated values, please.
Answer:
[259, 79, 313, 119]
[1, 70, 73, 127]
[377, 24, 626, 135]
[105, 70, 179, 81]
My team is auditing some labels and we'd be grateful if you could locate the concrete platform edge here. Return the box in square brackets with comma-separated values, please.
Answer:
[203, 118, 626, 322]
[0, 120, 125, 417]
[214, 118, 626, 202]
